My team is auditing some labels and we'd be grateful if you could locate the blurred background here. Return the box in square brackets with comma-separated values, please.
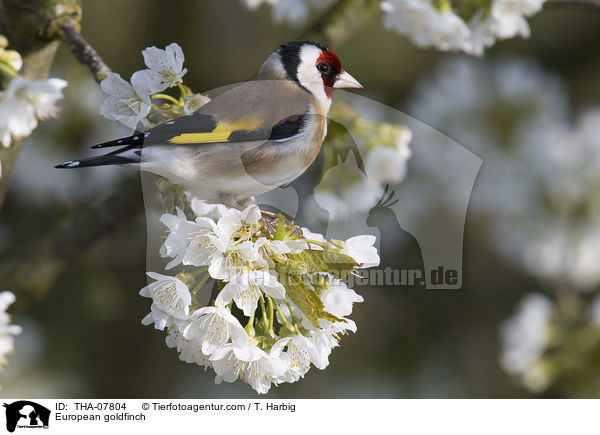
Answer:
[1, 0, 600, 398]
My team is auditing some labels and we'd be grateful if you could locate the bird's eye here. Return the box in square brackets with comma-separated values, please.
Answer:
[317, 62, 330, 74]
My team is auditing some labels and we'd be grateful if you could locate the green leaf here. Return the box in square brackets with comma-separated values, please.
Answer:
[273, 215, 287, 241]
[284, 250, 357, 279]
[283, 275, 344, 327]
[271, 215, 302, 241]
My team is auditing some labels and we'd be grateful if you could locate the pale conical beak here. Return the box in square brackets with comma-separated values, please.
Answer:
[334, 70, 363, 89]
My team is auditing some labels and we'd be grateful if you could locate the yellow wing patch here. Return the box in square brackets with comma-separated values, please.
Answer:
[167, 118, 262, 144]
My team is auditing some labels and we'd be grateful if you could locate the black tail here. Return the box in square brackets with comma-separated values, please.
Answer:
[55, 133, 144, 169]
[91, 132, 144, 149]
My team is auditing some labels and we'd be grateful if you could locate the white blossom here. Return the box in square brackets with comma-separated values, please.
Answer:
[341, 235, 380, 268]
[143, 201, 376, 394]
[215, 270, 286, 316]
[0, 76, 66, 148]
[187, 197, 229, 220]
[320, 280, 364, 317]
[182, 306, 247, 355]
[158, 205, 260, 277]
[185, 207, 261, 280]
[211, 341, 287, 394]
[301, 227, 327, 249]
[159, 207, 203, 269]
[276, 334, 323, 382]
[165, 326, 211, 367]
[100, 72, 153, 129]
[141, 303, 177, 331]
[140, 43, 187, 92]
[254, 237, 307, 260]
[309, 319, 357, 369]
[140, 272, 192, 319]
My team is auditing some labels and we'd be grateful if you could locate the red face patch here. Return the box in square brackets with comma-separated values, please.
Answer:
[317, 49, 342, 72]
[317, 49, 342, 99]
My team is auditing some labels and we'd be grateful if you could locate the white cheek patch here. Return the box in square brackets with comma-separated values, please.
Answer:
[296, 45, 331, 110]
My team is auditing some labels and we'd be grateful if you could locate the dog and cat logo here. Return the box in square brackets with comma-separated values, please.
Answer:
[2, 401, 50, 432]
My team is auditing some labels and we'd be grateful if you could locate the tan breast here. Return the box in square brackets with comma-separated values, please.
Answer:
[239, 98, 328, 189]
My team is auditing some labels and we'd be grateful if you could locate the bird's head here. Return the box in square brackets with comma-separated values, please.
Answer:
[260, 40, 363, 109]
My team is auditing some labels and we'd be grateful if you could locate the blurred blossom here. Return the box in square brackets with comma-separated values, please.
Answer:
[0, 36, 21, 72]
[408, 56, 567, 214]
[410, 59, 600, 286]
[314, 153, 383, 221]
[494, 218, 600, 290]
[409, 57, 567, 169]
[310, 99, 412, 223]
[0, 48, 22, 72]
[406, 57, 600, 288]
[365, 146, 409, 184]
[0, 317, 86, 397]
[500, 293, 553, 391]
[10, 77, 126, 204]
[381, 0, 545, 55]
[240, 0, 278, 9]
[411, 55, 600, 393]
[490, 109, 600, 289]
[183, 93, 210, 115]
[0, 292, 20, 368]
[272, 0, 309, 25]
[381, 0, 471, 52]
[0, 76, 66, 148]
[240, 0, 335, 25]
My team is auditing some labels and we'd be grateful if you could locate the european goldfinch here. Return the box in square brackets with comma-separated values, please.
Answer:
[56, 41, 363, 207]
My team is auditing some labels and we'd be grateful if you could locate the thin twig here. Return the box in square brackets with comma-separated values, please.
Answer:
[59, 18, 111, 82]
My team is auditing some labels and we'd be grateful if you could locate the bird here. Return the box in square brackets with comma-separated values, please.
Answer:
[56, 40, 363, 208]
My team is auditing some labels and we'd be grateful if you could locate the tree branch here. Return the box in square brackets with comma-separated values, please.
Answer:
[0, 0, 81, 208]
[59, 18, 111, 82]
[0, 0, 139, 304]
